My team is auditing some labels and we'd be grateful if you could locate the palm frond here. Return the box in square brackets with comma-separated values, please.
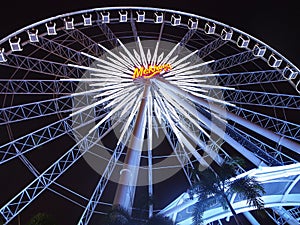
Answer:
[192, 202, 205, 225]
[230, 176, 265, 209]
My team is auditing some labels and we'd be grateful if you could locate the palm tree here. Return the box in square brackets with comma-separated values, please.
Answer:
[106, 205, 133, 225]
[145, 214, 173, 225]
[192, 158, 265, 225]
[26, 212, 58, 225]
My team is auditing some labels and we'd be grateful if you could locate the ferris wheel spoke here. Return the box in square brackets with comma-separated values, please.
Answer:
[202, 50, 256, 74]
[0, 95, 76, 125]
[117, 93, 143, 145]
[66, 28, 103, 56]
[81, 51, 134, 73]
[195, 36, 227, 60]
[98, 42, 140, 70]
[0, 79, 79, 94]
[136, 37, 149, 68]
[10, 139, 100, 213]
[230, 124, 297, 165]
[96, 22, 120, 48]
[229, 106, 300, 142]
[88, 88, 142, 134]
[0, 106, 108, 165]
[130, 11, 138, 41]
[156, 83, 229, 165]
[31, 36, 93, 66]
[2, 54, 84, 78]
[155, 84, 210, 138]
[207, 70, 284, 86]
[77, 125, 132, 225]
[222, 89, 300, 109]
[0, 128, 100, 225]
[161, 106, 210, 168]
[174, 81, 235, 91]
[223, 120, 283, 166]
[158, 43, 180, 66]
[179, 29, 197, 48]
[67, 63, 132, 79]
[162, 125, 197, 186]
[154, 89, 211, 167]
[163, 60, 214, 78]
[70, 85, 137, 117]
[155, 78, 265, 166]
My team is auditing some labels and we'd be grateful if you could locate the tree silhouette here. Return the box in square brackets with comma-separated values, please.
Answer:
[145, 214, 173, 225]
[192, 158, 265, 225]
[106, 205, 133, 225]
[26, 212, 57, 225]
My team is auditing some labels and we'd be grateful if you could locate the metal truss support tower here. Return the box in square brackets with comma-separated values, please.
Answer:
[113, 83, 150, 214]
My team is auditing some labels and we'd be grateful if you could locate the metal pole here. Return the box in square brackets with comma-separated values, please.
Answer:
[113, 83, 150, 214]
[243, 211, 260, 225]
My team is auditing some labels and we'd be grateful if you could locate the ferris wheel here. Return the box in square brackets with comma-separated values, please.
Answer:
[0, 6, 299, 225]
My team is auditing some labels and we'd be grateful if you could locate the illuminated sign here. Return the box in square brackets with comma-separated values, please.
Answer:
[132, 64, 172, 79]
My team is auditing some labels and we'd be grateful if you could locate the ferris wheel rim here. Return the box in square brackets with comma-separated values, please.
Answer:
[0, 6, 299, 77]
[0, 5, 299, 225]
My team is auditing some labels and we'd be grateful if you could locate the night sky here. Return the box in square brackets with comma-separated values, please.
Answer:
[0, 0, 299, 225]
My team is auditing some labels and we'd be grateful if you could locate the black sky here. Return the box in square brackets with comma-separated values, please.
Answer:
[0, 0, 299, 224]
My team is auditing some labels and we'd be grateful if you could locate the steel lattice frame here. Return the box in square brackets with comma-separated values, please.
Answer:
[0, 7, 299, 225]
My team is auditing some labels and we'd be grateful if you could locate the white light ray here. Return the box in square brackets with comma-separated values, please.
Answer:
[169, 50, 198, 68]
[88, 88, 140, 134]
[164, 70, 202, 79]
[158, 43, 180, 65]
[157, 52, 164, 65]
[93, 88, 124, 98]
[166, 73, 215, 80]
[117, 39, 141, 67]
[81, 52, 131, 72]
[98, 43, 136, 69]
[153, 99, 162, 124]
[133, 49, 142, 65]
[163, 99, 180, 122]
[91, 70, 132, 79]
[120, 96, 137, 118]
[177, 131, 210, 168]
[181, 87, 236, 107]
[156, 84, 210, 138]
[104, 89, 140, 109]
[70, 86, 136, 117]
[168, 79, 205, 83]
[150, 41, 160, 66]
[137, 37, 148, 68]
[119, 52, 135, 68]
[117, 94, 143, 145]
[178, 82, 235, 90]
[167, 55, 179, 65]
[169, 62, 191, 72]
[175, 84, 208, 93]
[89, 82, 133, 90]
[154, 79, 233, 128]
[152, 113, 160, 138]
[96, 63, 133, 76]
[164, 60, 214, 77]
[175, 82, 235, 90]
[60, 78, 122, 82]
[147, 49, 152, 64]
[155, 93, 185, 148]
[106, 56, 135, 71]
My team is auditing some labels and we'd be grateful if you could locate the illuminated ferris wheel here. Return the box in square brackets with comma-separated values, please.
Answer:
[0, 7, 300, 225]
